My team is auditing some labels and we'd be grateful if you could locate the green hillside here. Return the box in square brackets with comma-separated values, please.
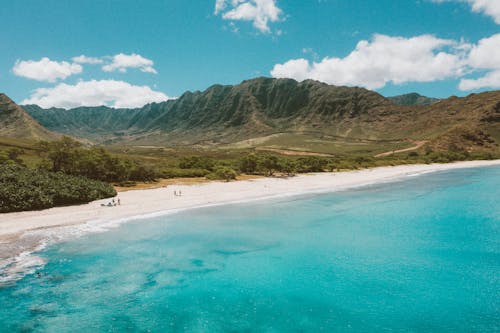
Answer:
[0, 93, 58, 141]
[21, 78, 500, 155]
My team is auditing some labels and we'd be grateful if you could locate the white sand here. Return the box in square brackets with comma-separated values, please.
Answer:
[1, 160, 500, 282]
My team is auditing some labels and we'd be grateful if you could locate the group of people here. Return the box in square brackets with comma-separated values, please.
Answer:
[101, 197, 121, 207]
[174, 190, 182, 196]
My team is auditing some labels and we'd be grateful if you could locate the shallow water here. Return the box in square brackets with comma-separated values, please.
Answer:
[1, 167, 499, 332]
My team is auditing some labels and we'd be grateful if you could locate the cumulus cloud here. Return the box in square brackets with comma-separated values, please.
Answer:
[458, 33, 500, 90]
[214, 0, 282, 33]
[466, 33, 500, 69]
[102, 53, 157, 74]
[432, 0, 500, 24]
[72, 55, 103, 64]
[22, 80, 169, 109]
[12, 57, 82, 82]
[271, 34, 468, 89]
[459, 70, 500, 90]
[469, 0, 500, 23]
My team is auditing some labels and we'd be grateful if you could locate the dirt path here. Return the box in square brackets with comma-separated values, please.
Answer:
[256, 147, 335, 157]
[375, 140, 428, 158]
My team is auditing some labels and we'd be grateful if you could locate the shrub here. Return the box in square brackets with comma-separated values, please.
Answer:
[296, 156, 329, 173]
[179, 156, 216, 171]
[0, 164, 116, 213]
[161, 167, 209, 178]
[239, 153, 260, 174]
[35, 137, 159, 182]
[206, 167, 238, 181]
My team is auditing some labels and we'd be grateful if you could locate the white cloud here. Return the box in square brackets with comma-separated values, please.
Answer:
[432, 0, 500, 24]
[214, 0, 282, 33]
[467, 33, 500, 69]
[271, 34, 468, 89]
[72, 55, 103, 64]
[459, 70, 500, 90]
[468, 0, 500, 23]
[22, 80, 169, 109]
[272, 59, 311, 82]
[458, 33, 500, 90]
[102, 53, 157, 74]
[12, 57, 82, 82]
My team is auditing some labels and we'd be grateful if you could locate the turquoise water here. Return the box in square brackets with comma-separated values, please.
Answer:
[1, 167, 500, 332]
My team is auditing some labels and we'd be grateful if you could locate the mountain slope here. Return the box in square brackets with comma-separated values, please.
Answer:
[0, 93, 58, 141]
[26, 78, 399, 144]
[388, 93, 440, 106]
[23, 78, 500, 153]
[23, 105, 146, 143]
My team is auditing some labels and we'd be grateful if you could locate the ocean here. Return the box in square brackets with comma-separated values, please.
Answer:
[1, 166, 499, 332]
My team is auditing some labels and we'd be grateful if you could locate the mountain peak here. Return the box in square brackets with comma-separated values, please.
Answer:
[388, 92, 440, 106]
[0, 93, 58, 141]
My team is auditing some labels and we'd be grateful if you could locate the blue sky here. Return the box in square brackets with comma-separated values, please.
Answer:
[0, 0, 499, 108]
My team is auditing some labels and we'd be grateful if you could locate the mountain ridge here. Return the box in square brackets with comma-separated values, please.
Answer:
[388, 92, 440, 106]
[0, 93, 59, 141]
[16, 77, 500, 153]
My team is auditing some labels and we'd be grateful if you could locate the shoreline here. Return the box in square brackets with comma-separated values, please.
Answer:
[1, 160, 500, 285]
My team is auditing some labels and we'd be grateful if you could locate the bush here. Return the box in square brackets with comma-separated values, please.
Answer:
[239, 154, 260, 174]
[179, 156, 216, 171]
[296, 157, 329, 173]
[0, 164, 116, 213]
[36, 137, 160, 182]
[160, 167, 210, 178]
[206, 167, 238, 181]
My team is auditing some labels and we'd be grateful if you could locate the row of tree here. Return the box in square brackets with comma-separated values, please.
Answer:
[36, 137, 157, 182]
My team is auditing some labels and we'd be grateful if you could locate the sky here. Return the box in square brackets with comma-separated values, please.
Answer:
[0, 0, 499, 108]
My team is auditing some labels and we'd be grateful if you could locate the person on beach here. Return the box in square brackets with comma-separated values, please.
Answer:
[179, 190, 182, 196]
[174, 190, 177, 196]
[117, 198, 121, 205]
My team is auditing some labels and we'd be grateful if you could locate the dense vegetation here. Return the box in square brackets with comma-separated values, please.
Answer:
[36, 137, 158, 183]
[0, 164, 116, 213]
[170, 149, 499, 181]
[0, 133, 498, 213]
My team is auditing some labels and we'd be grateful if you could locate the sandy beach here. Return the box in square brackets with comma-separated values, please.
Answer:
[1, 160, 500, 283]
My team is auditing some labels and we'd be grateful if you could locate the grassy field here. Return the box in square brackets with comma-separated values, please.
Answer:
[222, 132, 414, 156]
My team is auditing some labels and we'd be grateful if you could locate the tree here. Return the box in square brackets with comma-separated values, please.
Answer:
[207, 166, 237, 181]
[296, 156, 328, 172]
[179, 156, 215, 171]
[0, 148, 25, 165]
[280, 159, 297, 176]
[7, 148, 25, 165]
[240, 153, 259, 174]
[34, 137, 158, 182]
[326, 161, 338, 172]
[259, 155, 280, 176]
[37, 136, 82, 172]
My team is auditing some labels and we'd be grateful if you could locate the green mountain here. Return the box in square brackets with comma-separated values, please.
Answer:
[24, 78, 397, 144]
[23, 78, 500, 154]
[24, 104, 144, 143]
[388, 92, 440, 106]
[0, 93, 58, 141]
